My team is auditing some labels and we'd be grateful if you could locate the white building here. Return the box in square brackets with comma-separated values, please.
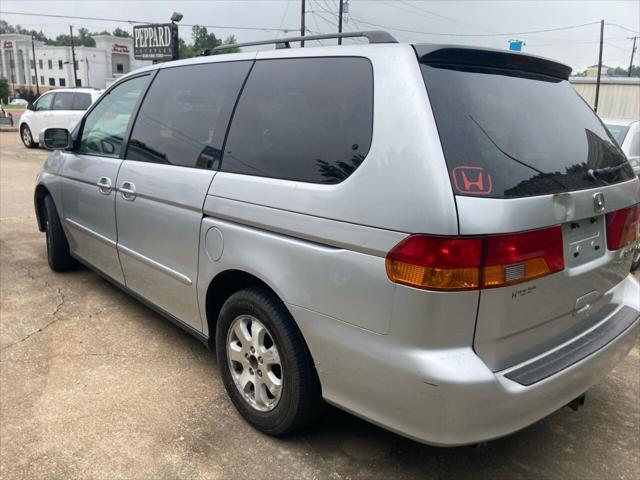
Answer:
[0, 33, 151, 90]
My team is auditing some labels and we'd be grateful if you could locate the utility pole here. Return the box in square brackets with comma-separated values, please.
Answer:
[69, 24, 78, 87]
[338, 0, 344, 45]
[300, 0, 306, 47]
[594, 19, 604, 113]
[31, 35, 40, 95]
[628, 35, 638, 77]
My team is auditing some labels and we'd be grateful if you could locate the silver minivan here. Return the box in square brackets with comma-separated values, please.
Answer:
[34, 31, 640, 446]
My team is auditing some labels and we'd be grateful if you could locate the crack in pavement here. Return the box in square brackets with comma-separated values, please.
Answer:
[1, 283, 67, 352]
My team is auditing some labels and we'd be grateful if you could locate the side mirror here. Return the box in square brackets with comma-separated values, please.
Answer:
[27, 103, 35, 111]
[41, 128, 71, 150]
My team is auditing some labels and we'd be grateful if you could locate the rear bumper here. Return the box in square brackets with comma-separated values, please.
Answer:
[291, 273, 640, 446]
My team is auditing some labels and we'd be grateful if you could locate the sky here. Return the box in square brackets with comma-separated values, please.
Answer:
[1, 0, 639, 72]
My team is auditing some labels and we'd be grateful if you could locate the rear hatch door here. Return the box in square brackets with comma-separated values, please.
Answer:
[417, 46, 640, 371]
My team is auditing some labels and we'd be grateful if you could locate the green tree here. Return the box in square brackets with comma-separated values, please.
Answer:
[0, 20, 49, 43]
[0, 77, 9, 103]
[192, 25, 220, 54]
[214, 35, 240, 55]
[178, 38, 196, 59]
[112, 28, 131, 38]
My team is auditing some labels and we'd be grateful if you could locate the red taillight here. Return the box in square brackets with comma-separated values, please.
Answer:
[483, 227, 564, 288]
[385, 226, 565, 291]
[385, 236, 482, 290]
[606, 204, 640, 250]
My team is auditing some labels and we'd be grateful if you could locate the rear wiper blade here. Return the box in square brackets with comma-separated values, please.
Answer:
[587, 163, 628, 183]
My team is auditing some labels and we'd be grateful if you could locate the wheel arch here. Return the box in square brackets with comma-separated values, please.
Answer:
[204, 269, 318, 369]
[34, 184, 51, 232]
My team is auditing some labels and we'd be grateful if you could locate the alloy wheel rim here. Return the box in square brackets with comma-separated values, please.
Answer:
[226, 314, 283, 412]
[22, 127, 31, 145]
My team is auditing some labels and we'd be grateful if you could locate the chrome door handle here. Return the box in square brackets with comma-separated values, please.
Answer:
[120, 181, 136, 201]
[97, 176, 112, 195]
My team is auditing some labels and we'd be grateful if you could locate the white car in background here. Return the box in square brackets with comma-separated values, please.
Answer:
[9, 98, 29, 106]
[19, 88, 103, 148]
[603, 118, 640, 176]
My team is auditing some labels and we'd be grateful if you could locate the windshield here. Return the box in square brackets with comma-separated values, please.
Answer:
[420, 63, 635, 198]
[604, 124, 630, 145]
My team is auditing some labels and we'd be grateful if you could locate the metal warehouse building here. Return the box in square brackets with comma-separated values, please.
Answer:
[571, 77, 640, 119]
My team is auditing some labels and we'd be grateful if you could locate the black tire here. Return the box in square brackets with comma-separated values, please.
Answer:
[20, 124, 37, 148]
[44, 195, 77, 271]
[216, 287, 322, 435]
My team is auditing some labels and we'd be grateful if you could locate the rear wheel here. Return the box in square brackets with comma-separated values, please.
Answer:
[20, 124, 36, 148]
[44, 195, 77, 271]
[216, 287, 322, 434]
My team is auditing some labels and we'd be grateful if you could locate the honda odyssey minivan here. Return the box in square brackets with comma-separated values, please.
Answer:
[34, 31, 640, 446]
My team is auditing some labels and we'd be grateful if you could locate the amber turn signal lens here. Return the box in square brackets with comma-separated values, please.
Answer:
[385, 260, 480, 291]
[385, 226, 564, 291]
[385, 235, 483, 291]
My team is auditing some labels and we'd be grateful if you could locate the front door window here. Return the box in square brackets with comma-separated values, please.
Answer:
[77, 75, 150, 158]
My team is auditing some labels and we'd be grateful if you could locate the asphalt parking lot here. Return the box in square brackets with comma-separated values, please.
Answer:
[1, 130, 639, 480]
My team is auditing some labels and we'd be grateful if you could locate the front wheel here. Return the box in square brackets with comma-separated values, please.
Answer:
[44, 195, 77, 271]
[216, 287, 322, 435]
[20, 124, 36, 148]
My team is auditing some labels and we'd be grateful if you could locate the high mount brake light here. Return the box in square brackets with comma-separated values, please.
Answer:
[606, 204, 640, 251]
[385, 226, 564, 291]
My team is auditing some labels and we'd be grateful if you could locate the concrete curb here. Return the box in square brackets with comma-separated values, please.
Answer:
[0, 126, 18, 132]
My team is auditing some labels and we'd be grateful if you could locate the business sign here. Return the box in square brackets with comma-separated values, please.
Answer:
[3, 41, 13, 49]
[113, 44, 130, 53]
[133, 23, 178, 61]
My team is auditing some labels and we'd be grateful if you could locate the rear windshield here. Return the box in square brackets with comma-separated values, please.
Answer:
[420, 64, 634, 198]
[604, 124, 630, 145]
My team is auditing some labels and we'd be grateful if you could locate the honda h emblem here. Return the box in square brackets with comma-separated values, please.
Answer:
[451, 166, 493, 195]
[593, 192, 605, 213]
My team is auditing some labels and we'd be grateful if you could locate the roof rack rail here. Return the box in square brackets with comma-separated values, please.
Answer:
[203, 30, 397, 56]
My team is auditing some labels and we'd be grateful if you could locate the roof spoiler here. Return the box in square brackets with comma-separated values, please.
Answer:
[414, 45, 572, 80]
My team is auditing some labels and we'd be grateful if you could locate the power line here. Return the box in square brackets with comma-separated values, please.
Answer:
[276, 1, 291, 32]
[606, 23, 640, 34]
[391, 0, 496, 34]
[1, 10, 295, 32]
[349, 17, 601, 37]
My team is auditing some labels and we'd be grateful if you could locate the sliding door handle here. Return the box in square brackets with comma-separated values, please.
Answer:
[120, 181, 136, 201]
[97, 176, 112, 195]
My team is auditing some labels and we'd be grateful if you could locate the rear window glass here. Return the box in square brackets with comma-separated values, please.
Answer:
[72, 92, 92, 110]
[420, 64, 634, 198]
[604, 124, 630, 145]
[222, 57, 373, 184]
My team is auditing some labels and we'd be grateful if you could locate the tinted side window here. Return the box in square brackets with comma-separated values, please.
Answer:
[35, 94, 53, 111]
[222, 57, 373, 184]
[52, 92, 74, 110]
[72, 92, 92, 110]
[126, 61, 252, 169]
[627, 131, 640, 158]
[78, 75, 150, 158]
